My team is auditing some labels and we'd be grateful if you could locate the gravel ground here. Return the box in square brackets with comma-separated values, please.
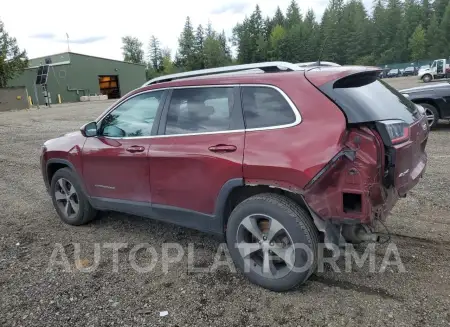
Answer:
[1, 87, 450, 327]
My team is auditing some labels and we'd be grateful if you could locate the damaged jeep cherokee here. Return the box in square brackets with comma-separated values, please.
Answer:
[41, 62, 428, 291]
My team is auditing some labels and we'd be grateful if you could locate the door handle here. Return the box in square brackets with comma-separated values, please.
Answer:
[126, 145, 145, 153]
[208, 144, 237, 153]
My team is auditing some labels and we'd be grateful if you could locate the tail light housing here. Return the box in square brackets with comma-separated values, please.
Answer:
[376, 120, 410, 146]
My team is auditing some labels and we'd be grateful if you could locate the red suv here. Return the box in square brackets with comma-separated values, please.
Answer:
[41, 62, 428, 291]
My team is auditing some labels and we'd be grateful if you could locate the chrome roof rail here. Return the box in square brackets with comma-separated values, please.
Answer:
[142, 61, 301, 86]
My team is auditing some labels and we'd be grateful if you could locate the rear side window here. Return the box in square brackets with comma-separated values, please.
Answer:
[241, 86, 296, 129]
[329, 73, 418, 124]
[165, 87, 233, 135]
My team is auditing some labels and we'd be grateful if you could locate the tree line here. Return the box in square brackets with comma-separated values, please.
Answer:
[122, 0, 450, 79]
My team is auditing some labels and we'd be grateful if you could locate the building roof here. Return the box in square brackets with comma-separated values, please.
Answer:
[27, 52, 146, 68]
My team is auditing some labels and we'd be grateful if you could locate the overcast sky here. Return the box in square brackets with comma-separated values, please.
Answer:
[2, 0, 373, 61]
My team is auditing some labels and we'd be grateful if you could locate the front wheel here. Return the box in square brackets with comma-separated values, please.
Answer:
[50, 168, 97, 225]
[226, 193, 319, 292]
[422, 74, 432, 83]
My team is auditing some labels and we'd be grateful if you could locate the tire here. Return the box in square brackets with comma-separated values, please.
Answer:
[422, 74, 432, 83]
[226, 193, 319, 292]
[50, 168, 97, 225]
[419, 103, 439, 128]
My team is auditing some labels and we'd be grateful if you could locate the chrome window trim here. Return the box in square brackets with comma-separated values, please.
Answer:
[95, 84, 301, 140]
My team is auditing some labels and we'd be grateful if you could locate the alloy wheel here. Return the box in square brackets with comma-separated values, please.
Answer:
[236, 214, 296, 279]
[425, 108, 435, 126]
[54, 178, 79, 219]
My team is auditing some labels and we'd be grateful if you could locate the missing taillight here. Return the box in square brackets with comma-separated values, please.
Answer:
[343, 193, 362, 213]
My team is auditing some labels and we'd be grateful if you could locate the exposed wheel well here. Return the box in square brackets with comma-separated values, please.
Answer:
[222, 185, 308, 230]
[47, 162, 69, 183]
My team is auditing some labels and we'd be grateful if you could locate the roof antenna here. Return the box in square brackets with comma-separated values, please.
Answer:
[317, 35, 329, 66]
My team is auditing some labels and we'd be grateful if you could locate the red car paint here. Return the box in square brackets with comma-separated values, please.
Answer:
[41, 68, 427, 232]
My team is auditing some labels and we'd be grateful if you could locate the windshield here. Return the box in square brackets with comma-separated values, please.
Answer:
[405, 67, 414, 71]
[389, 69, 397, 73]
[329, 73, 418, 124]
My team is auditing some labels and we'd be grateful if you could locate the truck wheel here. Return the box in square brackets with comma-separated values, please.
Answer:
[50, 168, 97, 225]
[419, 103, 438, 128]
[422, 74, 432, 83]
[226, 193, 319, 292]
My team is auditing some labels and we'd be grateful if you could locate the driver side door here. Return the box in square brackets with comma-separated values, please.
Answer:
[82, 89, 167, 204]
[436, 59, 445, 75]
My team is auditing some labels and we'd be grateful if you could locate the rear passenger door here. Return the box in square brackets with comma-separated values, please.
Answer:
[149, 86, 245, 219]
[240, 85, 301, 186]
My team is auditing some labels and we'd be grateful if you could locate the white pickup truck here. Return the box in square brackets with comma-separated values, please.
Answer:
[418, 58, 450, 82]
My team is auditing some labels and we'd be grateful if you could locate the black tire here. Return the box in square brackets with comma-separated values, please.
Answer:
[50, 168, 97, 225]
[226, 193, 319, 292]
[422, 74, 432, 83]
[419, 103, 439, 128]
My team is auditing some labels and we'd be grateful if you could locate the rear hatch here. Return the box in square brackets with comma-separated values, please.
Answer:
[306, 68, 428, 196]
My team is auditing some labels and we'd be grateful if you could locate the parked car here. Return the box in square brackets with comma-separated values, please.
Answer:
[41, 62, 428, 292]
[387, 68, 401, 77]
[403, 66, 416, 76]
[401, 82, 450, 127]
[378, 68, 390, 79]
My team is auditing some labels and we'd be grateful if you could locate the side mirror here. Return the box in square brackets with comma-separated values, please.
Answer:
[80, 121, 97, 137]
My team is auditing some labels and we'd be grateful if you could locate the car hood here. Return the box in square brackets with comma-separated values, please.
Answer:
[400, 83, 450, 93]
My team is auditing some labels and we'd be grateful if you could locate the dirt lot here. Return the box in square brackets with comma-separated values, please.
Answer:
[1, 91, 450, 327]
[383, 75, 423, 89]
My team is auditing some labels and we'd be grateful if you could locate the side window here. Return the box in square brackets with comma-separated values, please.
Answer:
[99, 91, 163, 137]
[165, 87, 234, 135]
[241, 86, 296, 129]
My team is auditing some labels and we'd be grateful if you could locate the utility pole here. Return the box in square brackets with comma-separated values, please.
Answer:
[66, 33, 70, 52]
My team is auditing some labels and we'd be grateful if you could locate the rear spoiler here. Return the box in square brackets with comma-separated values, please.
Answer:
[304, 68, 389, 124]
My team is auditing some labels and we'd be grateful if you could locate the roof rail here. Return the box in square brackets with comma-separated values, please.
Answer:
[142, 61, 301, 86]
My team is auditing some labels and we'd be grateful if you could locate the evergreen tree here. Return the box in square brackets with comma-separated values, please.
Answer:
[232, 18, 253, 63]
[268, 25, 287, 60]
[273, 6, 285, 27]
[148, 35, 162, 71]
[194, 24, 205, 69]
[409, 24, 426, 61]
[175, 17, 196, 71]
[440, 1, 450, 55]
[421, 0, 432, 29]
[302, 9, 319, 61]
[218, 30, 232, 63]
[427, 14, 444, 58]
[434, 0, 449, 22]
[381, 0, 403, 62]
[340, 0, 370, 64]
[206, 21, 215, 38]
[0, 20, 28, 87]
[285, 0, 302, 28]
[319, 0, 345, 63]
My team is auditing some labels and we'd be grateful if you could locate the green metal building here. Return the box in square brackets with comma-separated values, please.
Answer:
[8, 52, 146, 104]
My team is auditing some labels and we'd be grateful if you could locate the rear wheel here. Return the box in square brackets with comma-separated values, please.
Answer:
[50, 168, 97, 225]
[226, 193, 319, 292]
[422, 74, 432, 83]
[419, 103, 439, 128]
